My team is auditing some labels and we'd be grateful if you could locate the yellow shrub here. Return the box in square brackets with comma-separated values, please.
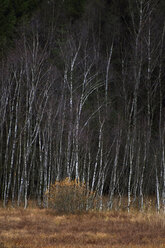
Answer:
[45, 178, 95, 213]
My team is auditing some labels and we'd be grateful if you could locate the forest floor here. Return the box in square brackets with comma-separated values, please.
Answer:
[0, 207, 165, 248]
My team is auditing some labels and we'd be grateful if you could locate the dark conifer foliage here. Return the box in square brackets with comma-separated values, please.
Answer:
[0, 0, 42, 54]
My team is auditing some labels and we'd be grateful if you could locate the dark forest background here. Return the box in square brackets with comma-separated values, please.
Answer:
[0, 0, 165, 211]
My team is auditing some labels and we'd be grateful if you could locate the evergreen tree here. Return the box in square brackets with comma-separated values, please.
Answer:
[0, 0, 41, 56]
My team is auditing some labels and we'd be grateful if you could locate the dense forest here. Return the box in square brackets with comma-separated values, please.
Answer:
[0, 0, 165, 211]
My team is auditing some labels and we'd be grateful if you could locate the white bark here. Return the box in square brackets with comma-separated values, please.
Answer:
[108, 130, 122, 209]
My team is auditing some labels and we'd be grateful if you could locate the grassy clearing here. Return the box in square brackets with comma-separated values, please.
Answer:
[0, 207, 164, 248]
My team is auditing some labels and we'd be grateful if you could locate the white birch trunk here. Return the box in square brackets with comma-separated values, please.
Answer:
[105, 41, 114, 112]
[108, 131, 121, 209]
[155, 162, 160, 213]
[91, 121, 104, 192]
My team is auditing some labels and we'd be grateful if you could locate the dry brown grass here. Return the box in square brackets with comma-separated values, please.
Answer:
[0, 206, 164, 248]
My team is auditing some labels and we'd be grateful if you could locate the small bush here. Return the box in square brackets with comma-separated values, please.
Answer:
[46, 178, 95, 214]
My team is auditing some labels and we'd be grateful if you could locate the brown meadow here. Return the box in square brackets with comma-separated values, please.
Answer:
[0, 207, 165, 248]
